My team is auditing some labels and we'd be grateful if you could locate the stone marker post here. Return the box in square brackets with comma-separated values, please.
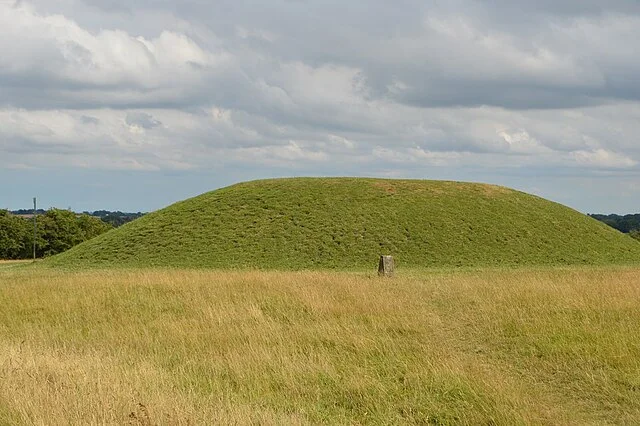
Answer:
[378, 255, 395, 277]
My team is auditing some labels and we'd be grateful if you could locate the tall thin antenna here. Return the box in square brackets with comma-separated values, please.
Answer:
[33, 197, 37, 262]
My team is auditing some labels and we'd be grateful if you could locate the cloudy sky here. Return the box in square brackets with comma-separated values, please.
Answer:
[1, 0, 639, 213]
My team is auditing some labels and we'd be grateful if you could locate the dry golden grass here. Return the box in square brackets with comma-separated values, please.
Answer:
[0, 260, 33, 267]
[1, 266, 640, 424]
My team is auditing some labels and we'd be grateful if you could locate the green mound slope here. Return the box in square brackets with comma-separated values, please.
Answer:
[48, 178, 640, 269]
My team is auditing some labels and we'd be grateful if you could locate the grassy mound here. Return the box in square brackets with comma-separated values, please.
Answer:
[48, 178, 640, 269]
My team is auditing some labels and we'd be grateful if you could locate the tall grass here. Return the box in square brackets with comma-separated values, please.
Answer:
[1, 266, 640, 424]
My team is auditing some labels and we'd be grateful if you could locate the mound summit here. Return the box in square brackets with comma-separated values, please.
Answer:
[49, 178, 640, 269]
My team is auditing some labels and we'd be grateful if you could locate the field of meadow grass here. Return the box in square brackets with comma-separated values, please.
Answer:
[0, 260, 33, 268]
[1, 265, 640, 424]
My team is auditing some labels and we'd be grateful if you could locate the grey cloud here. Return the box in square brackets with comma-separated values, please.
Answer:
[125, 112, 162, 129]
[81, 0, 132, 13]
[3, 0, 640, 114]
[478, 0, 640, 17]
[80, 115, 100, 124]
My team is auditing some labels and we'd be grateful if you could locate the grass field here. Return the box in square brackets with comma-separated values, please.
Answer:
[2, 265, 640, 424]
[0, 260, 33, 267]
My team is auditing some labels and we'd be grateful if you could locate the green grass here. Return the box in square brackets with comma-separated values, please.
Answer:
[48, 178, 640, 269]
[1, 266, 640, 424]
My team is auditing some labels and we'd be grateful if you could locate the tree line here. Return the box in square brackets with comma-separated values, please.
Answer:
[83, 210, 145, 227]
[0, 209, 112, 260]
[590, 214, 640, 241]
[11, 209, 145, 228]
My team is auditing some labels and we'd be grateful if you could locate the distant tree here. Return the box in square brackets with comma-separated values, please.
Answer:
[38, 209, 112, 257]
[77, 214, 112, 239]
[10, 209, 46, 215]
[0, 209, 112, 259]
[0, 210, 31, 259]
[630, 230, 640, 242]
[82, 210, 146, 227]
[590, 214, 640, 233]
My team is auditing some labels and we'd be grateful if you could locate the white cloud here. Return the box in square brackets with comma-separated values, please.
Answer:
[572, 149, 638, 169]
[497, 129, 552, 154]
[0, 2, 229, 104]
[1, 101, 639, 176]
[327, 134, 355, 150]
[232, 141, 329, 166]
